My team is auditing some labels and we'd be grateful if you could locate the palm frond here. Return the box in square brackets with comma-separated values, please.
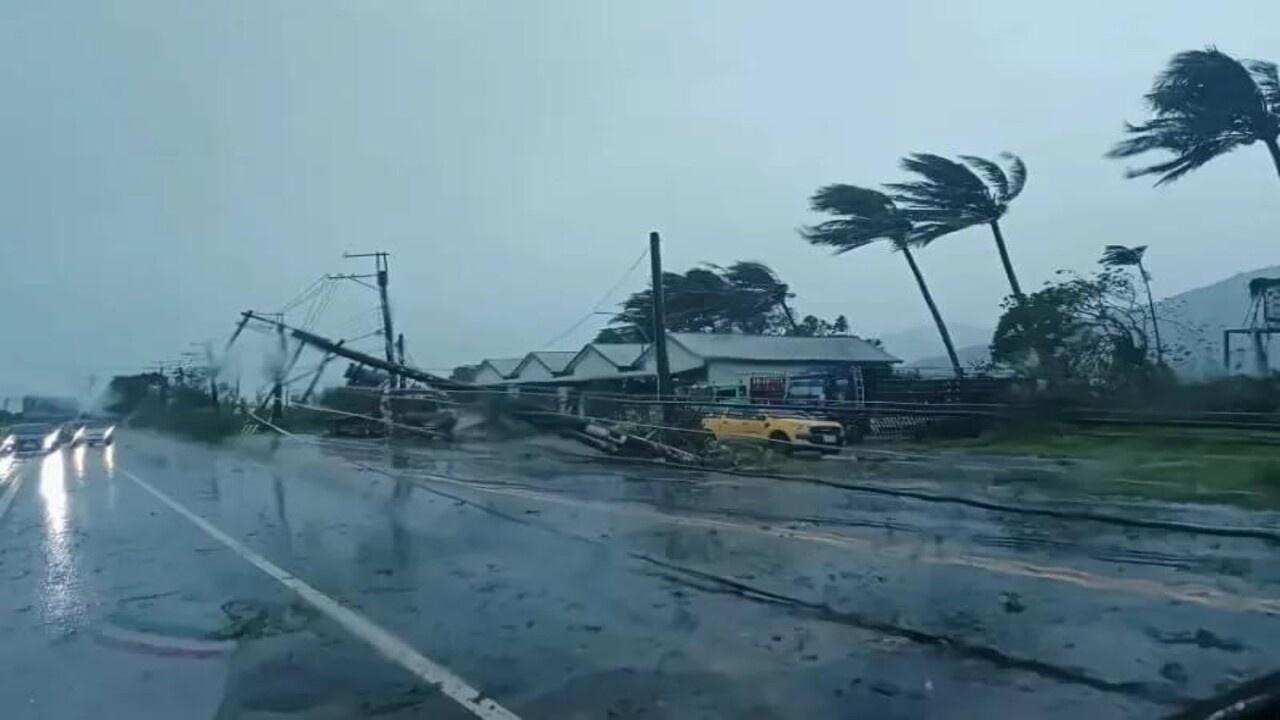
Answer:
[1002, 152, 1028, 201]
[808, 184, 896, 216]
[959, 155, 1009, 204]
[1109, 47, 1280, 184]
[1247, 59, 1280, 113]
[886, 154, 999, 227]
[801, 184, 911, 254]
[1099, 244, 1147, 267]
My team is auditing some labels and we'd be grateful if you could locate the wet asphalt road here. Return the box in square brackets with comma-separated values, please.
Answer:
[1, 432, 1278, 719]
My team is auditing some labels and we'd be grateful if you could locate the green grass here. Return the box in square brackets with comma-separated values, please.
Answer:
[920, 424, 1280, 509]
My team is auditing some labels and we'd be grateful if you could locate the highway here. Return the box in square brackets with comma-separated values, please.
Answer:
[1, 431, 1278, 718]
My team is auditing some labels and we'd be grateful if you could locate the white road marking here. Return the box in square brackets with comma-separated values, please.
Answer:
[119, 467, 521, 720]
[0, 465, 26, 522]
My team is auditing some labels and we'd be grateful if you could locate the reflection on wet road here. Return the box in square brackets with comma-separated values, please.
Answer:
[37, 450, 82, 631]
[1, 431, 1278, 718]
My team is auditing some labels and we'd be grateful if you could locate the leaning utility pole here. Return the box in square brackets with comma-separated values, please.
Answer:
[343, 251, 398, 388]
[649, 231, 672, 419]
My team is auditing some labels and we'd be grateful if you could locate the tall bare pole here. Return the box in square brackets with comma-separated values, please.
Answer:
[649, 232, 671, 417]
[344, 251, 397, 388]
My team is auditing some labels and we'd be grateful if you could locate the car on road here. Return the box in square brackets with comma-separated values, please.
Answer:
[701, 408, 845, 454]
[0, 431, 14, 456]
[9, 423, 62, 455]
[75, 421, 116, 447]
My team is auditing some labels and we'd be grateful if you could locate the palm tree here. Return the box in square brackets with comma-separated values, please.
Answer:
[885, 153, 1028, 299]
[802, 184, 964, 378]
[1099, 245, 1163, 365]
[1109, 47, 1280, 185]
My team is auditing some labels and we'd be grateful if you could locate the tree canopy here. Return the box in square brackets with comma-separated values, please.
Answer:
[1109, 47, 1280, 185]
[594, 261, 854, 342]
[884, 153, 1027, 244]
[991, 269, 1170, 393]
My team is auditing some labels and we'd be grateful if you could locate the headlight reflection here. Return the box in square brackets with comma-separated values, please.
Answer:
[39, 450, 81, 626]
[72, 445, 87, 479]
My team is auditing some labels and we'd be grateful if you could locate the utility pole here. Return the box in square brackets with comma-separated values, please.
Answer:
[649, 231, 672, 419]
[341, 252, 397, 388]
[300, 341, 344, 404]
[396, 333, 406, 373]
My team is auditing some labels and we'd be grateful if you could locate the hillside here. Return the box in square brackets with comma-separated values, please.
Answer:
[1157, 264, 1280, 377]
[878, 322, 992, 365]
[896, 265, 1280, 378]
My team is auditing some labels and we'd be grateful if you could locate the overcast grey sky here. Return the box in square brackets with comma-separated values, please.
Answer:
[3, 1, 1280, 397]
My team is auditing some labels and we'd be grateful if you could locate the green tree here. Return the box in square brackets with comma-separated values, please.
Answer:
[1108, 47, 1280, 185]
[1099, 245, 1164, 365]
[992, 269, 1159, 393]
[788, 314, 854, 338]
[715, 260, 799, 332]
[594, 261, 840, 342]
[801, 184, 963, 377]
[886, 153, 1028, 299]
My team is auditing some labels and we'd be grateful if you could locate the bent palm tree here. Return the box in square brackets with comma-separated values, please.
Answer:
[802, 184, 964, 378]
[1109, 47, 1280, 185]
[886, 153, 1028, 299]
[1100, 245, 1164, 365]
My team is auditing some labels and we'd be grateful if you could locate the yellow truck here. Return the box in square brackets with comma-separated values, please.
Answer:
[701, 408, 845, 454]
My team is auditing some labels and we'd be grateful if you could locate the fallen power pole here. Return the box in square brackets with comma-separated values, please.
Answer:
[238, 311, 467, 390]
[234, 312, 699, 464]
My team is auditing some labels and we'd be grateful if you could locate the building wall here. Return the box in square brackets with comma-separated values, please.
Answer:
[566, 349, 622, 381]
[473, 366, 507, 385]
[703, 360, 858, 388]
[639, 341, 702, 374]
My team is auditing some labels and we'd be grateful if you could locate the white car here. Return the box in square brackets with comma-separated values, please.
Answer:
[10, 423, 61, 455]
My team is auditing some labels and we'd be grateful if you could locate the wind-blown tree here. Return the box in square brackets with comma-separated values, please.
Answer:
[594, 261, 843, 342]
[801, 184, 964, 378]
[992, 269, 1159, 393]
[716, 260, 799, 332]
[1100, 245, 1164, 365]
[886, 153, 1028, 299]
[1108, 47, 1280, 185]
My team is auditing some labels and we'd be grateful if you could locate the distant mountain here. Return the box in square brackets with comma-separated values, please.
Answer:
[877, 323, 992, 365]
[1156, 264, 1280, 377]
[908, 343, 992, 375]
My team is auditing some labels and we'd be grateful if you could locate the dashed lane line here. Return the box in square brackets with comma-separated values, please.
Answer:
[119, 467, 521, 720]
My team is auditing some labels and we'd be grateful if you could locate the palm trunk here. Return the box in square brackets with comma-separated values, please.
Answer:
[1137, 260, 1164, 366]
[1265, 137, 1280, 185]
[901, 245, 963, 378]
[988, 220, 1023, 300]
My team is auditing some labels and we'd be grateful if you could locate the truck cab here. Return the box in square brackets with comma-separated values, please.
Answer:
[701, 407, 845, 454]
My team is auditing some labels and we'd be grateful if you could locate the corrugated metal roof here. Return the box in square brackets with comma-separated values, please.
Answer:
[519, 350, 578, 374]
[590, 343, 647, 368]
[481, 358, 523, 377]
[668, 333, 900, 364]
